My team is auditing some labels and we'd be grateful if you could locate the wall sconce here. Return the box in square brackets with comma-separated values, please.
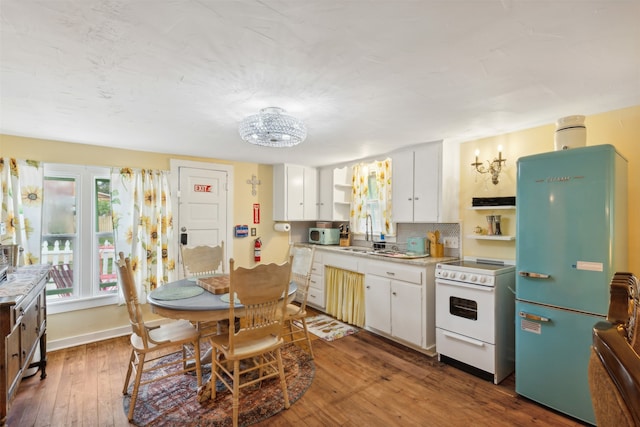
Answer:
[471, 146, 506, 185]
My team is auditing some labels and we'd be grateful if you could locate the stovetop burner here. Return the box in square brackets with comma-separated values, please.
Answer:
[436, 257, 515, 281]
[445, 260, 509, 271]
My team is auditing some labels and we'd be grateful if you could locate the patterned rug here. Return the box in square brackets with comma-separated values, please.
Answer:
[123, 344, 314, 426]
[297, 314, 360, 342]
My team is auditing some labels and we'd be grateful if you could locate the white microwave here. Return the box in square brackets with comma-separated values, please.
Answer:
[308, 228, 340, 245]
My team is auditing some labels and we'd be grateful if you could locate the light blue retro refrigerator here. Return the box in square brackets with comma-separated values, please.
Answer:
[515, 144, 628, 425]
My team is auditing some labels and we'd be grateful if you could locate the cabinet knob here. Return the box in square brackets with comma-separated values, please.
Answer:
[414, 197, 419, 200]
[392, 292, 397, 296]
[408, 197, 412, 201]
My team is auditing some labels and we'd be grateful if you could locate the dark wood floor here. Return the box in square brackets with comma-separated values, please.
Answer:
[8, 320, 586, 426]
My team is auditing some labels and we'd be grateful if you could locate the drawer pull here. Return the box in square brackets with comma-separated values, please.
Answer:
[442, 331, 485, 347]
[386, 272, 396, 276]
[11, 353, 19, 358]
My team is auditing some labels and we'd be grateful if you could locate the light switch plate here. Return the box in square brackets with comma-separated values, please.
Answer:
[251, 228, 256, 236]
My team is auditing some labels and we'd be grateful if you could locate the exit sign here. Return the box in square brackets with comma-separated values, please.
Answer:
[193, 184, 212, 192]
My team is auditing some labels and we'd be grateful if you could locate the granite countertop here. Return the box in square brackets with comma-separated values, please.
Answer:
[0, 265, 51, 303]
[302, 243, 457, 267]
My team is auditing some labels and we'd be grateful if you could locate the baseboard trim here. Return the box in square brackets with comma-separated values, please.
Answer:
[47, 318, 169, 352]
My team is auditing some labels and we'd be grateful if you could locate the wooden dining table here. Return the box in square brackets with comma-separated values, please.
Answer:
[147, 275, 298, 400]
[147, 275, 298, 322]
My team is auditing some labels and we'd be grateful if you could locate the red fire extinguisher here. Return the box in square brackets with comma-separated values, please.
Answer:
[254, 237, 262, 262]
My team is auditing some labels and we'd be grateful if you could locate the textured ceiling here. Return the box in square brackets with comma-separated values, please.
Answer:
[1, 0, 639, 167]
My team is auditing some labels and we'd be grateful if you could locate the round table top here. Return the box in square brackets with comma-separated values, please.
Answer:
[147, 276, 297, 322]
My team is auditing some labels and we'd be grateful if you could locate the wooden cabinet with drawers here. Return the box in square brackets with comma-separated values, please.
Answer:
[0, 265, 49, 425]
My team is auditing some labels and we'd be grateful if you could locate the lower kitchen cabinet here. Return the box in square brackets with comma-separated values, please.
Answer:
[1, 265, 50, 425]
[365, 260, 425, 349]
[306, 250, 325, 310]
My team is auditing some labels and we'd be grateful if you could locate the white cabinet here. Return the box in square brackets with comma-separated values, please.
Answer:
[307, 250, 325, 309]
[273, 164, 318, 221]
[318, 167, 333, 220]
[365, 260, 424, 348]
[392, 141, 442, 223]
[317, 166, 351, 221]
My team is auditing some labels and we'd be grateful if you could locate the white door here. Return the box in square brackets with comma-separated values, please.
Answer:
[178, 167, 227, 247]
[170, 159, 233, 279]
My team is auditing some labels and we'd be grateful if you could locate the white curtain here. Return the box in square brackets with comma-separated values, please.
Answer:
[110, 168, 176, 303]
[0, 158, 44, 265]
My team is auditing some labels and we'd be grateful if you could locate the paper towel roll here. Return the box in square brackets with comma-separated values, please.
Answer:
[274, 223, 291, 232]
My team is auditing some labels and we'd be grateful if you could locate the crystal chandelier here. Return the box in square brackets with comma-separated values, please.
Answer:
[239, 107, 307, 148]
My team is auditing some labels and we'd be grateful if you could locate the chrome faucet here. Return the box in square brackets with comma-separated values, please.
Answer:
[365, 214, 373, 242]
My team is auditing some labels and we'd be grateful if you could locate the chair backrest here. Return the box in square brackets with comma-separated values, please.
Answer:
[50, 263, 73, 292]
[289, 245, 315, 312]
[180, 241, 225, 277]
[117, 252, 149, 348]
[227, 257, 292, 354]
[589, 272, 640, 427]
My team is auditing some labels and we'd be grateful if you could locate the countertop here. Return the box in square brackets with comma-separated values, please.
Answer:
[0, 265, 51, 303]
[302, 243, 457, 267]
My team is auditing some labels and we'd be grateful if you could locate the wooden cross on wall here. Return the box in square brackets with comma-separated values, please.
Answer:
[246, 174, 261, 196]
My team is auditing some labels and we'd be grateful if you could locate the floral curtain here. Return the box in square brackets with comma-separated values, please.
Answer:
[110, 168, 176, 303]
[350, 158, 393, 237]
[0, 158, 44, 265]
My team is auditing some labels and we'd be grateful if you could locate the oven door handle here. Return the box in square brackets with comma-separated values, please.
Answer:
[436, 279, 494, 291]
[519, 271, 550, 279]
[442, 331, 485, 347]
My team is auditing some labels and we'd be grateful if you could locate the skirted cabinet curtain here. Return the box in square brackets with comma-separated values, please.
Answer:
[0, 158, 44, 265]
[110, 168, 176, 304]
[325, 266, 365, 327]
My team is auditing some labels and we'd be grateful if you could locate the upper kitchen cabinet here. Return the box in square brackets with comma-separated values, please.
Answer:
[318, 165, 352, 221]
[273, 164, 318, 221]
[392, 141, 442, 223]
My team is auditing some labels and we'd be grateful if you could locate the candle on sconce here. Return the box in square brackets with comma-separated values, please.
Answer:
[474, 149, 480, 163]
[497, 145, 503, 161]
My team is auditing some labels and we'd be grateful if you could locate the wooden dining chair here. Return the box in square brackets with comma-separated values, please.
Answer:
[180, 241, 225, 336]
[282, 244, 316, 358]
[117, 252, 203, 422]
[180, 241, 225, 277]
[207, 257, 292, 427]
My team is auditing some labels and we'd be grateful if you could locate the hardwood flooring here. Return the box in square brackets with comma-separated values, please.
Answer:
[8, 319, 586, 426]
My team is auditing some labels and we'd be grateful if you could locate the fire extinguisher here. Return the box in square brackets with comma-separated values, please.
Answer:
[254, 237, 262, 262]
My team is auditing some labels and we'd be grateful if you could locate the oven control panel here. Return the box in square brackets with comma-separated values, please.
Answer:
[435, 268, 495, 286]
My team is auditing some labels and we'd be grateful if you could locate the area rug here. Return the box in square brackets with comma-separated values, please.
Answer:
[296, 314, 359, 342]
[123, 344, 314, 426]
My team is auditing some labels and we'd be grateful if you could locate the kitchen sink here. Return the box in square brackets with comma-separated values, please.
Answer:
[337, 247, 371, 253]
[337, 247, 429, 259]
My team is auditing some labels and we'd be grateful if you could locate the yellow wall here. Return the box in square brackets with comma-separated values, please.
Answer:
[2, 104, 637, 346]
[1, 134, 291, 345]
[459, 105, 640, 275]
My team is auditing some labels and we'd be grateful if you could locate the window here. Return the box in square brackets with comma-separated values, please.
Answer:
[350, 159, 393, 238]
[42, 164, 118, 313]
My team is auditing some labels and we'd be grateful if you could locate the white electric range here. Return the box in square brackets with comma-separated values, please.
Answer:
[435, 257, 516, 384]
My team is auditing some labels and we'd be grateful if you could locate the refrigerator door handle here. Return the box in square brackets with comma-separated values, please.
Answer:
[519, 271, 551, 279]
[519, 311, 550, 322]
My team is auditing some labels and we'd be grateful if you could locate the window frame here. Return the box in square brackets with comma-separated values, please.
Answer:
[43, 163, 118, 314]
